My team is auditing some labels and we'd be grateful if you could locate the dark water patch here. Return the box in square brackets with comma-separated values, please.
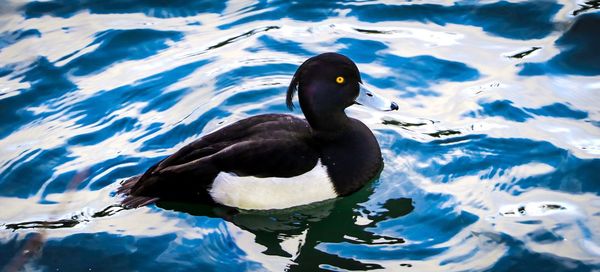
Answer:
[336, 38, 388, 63]
[5, 218, 81, 230]
[469, 100, 532, 122]
[214, 63, 296, 91]
[514, 157, 600, 194]
[321, 238, 443, 264]
[0, 235, 23, 267]
[347, 1, 561, 40]
[4, 205, 125, 231]
[245, 102, 288, 116]
[63, 29, 183, 76]
[0, 232, 45, 271]
[363, 54, 479, 95]
[358, 177, 480, 262]
[91, 205, 126, 217]
[67, 117, 137, 147]
[0, 147, 69, 197]
[284, 202, 398, 271]
[382, 54, 480, 88]
[247, 35, 315, 56]
[41, 171, 89, 198]
[0, 66, 13, 78]
[0, 57, 77, 140]
[573, 0, 600, 16]
[208, 26, 279, 51]
[469, 100, 589, 122]
[440, 246, 478, 266]
[431, 137, 558, 180]
[128, 122, 162, 143]
[508, 47, 541, 59]
[524, 103, 588, 119]
[0, 29, 41, 50]
[140, 107, 228, 152]
[427, 129, 461, 138]
[54, 47, 83, 64]
[21, 0, 226, 18]
[389, 193, 479, 245]
[364, 197, 414, 226]
[382, 118, 427, 127]
[527, 229, 564, 244]
[68, 59, 209, 126]
[517, 220, 543, 225]
[37, 233, 175, 271]
[133, 59, 211, 96]
[489, 233, 596, 271]
[300, 251, 383, 271]
[586, 120, 600, 128]
[87, 156, 153, 190]
[142, 88, 190, 113]
[353, 28, 393, 35]
[223, 87, 282, 107]
[520, 13, 600, 76]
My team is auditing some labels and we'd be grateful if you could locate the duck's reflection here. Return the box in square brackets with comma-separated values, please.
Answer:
[1, 180, 413, 271]
[158, 182, 414, 271]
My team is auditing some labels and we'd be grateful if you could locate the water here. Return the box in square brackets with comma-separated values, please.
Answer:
[1, 0, 599, 271]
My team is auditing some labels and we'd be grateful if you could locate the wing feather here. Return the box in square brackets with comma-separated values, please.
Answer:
[120, 114, 318, 206]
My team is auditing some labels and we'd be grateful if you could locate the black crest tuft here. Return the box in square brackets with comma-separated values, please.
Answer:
[286, 56, 315, 111]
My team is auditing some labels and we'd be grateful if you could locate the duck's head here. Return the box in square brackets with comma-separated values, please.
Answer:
[287, 52, 397, 131]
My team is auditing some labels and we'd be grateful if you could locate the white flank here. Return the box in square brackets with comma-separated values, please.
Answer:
[209, 160, 337, 210]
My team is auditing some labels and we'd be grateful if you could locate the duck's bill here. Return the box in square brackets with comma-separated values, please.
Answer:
[355, 83, 398, 111]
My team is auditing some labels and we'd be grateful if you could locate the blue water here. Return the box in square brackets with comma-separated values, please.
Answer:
[1, 0, 599, 271]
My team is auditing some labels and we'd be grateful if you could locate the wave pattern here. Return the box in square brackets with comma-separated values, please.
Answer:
[1, 0, 599, 271]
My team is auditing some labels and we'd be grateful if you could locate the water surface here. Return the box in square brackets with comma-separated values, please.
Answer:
[1, 0, 600, 271]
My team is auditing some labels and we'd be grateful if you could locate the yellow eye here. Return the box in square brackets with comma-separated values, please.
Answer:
[336, 76, 345, 84]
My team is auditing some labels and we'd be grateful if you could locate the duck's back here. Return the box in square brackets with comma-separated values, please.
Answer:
[119, 114, 322, 208]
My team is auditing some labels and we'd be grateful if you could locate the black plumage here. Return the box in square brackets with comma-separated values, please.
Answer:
[119, 52, 396, 209]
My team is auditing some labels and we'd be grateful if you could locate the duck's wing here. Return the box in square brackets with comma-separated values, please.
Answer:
[119, 114, 319, 207]
[155, 114, 301, 169]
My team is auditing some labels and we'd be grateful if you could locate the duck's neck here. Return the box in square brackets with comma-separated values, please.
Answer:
[301, 106, 350, 136]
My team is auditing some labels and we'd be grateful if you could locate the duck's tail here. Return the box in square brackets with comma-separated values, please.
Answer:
[117, 175, 159, 209]
[116, 175, 139, 195]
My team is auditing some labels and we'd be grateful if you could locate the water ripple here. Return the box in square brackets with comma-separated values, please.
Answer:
[1, 0, 599, 271]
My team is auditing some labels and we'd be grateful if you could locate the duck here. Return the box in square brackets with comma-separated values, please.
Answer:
[118, 52, 398, 210]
